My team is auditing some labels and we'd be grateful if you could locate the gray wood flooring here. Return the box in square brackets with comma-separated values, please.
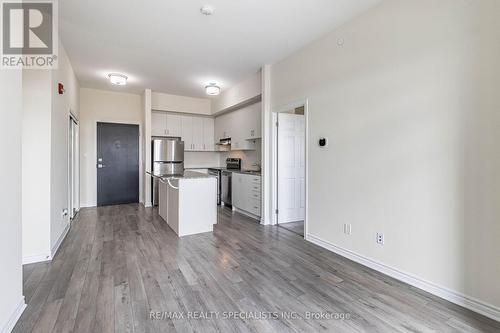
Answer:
[14, 204, 500, 332]
[278, 221, 304, 237]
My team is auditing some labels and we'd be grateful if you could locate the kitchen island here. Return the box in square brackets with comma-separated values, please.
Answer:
[151, 171, 217, 237]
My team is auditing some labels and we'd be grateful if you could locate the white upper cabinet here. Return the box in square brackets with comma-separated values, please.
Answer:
[152, 111, 215, 151]
[214, 102, 261, 151]
[192, 117, 204, 151]
[181, 116, 194, 151]
[179, 115, 215, 151]
[203, 118, 215, 151]
[215, 112, 231, 141]
[151, 111, 167, 136]
[166, 114, 182, 137]
[245, 102, 261, 140]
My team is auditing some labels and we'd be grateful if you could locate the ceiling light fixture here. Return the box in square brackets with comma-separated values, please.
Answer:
[200, 5, 215, 16]
[108, 73, 128, 86]
[205, 83, 220, 96]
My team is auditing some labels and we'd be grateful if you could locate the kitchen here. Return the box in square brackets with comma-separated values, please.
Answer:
[147, 71, 263, 237]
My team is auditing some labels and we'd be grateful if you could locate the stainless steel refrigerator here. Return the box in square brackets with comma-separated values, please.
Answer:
[152, 138, 184, 206]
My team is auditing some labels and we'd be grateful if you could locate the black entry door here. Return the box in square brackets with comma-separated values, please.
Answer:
[97, 122, 139, 206]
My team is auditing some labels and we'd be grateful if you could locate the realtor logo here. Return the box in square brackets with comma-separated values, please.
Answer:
[1, 0, 58, 68]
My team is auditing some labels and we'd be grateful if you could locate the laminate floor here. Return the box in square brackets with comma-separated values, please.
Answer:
[278, 221, 304, 237]
[14, 204, 500, 333]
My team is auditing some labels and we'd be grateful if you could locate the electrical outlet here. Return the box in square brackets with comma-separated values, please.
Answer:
[343, 224, 352, 235]
[376, 232, 384, 245]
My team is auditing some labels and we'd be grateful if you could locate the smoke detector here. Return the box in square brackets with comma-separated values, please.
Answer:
[200, 5, 215, 16]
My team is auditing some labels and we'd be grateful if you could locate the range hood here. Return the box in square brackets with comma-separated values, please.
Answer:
[216, 138, 231, 146]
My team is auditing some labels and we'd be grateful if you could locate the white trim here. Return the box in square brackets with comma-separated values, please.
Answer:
[306, 233, 500, 323]
[79, 203, 95, 209]
[1, 296, 26, 333]
[22, 253, 51, 265]
[271, 99, 309, 239]
[51, 223, 70, 258]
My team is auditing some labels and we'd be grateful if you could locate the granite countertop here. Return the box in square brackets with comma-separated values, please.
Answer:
[182, 168, 262, 176]
[147, 171, 216, 180]
[232, 170, 261, 176]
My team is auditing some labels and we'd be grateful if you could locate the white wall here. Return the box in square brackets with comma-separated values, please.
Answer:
[21, 42, 80, 262]
[0, 70, 25, 332]
[212, 71, 262, 114]
[270, 0, 500, 315]
[80, 88, 143, 207]
[152, 91, 211, 115]
[22, 70, 52, 261]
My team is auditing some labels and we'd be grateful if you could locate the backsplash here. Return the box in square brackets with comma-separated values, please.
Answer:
[184, 152, 221, 168]
[220, 143, 261, 170]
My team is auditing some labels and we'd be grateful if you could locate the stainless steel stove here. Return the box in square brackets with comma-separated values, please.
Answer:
[208, 158, 241, 205]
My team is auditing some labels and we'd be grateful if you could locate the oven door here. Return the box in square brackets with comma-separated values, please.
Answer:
[221, 171, 232, 206]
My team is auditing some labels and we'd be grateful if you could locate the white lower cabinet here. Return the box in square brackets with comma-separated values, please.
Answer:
[232, 173, 261, 219]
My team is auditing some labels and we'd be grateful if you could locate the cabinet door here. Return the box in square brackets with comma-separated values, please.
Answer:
[230, 109, 254, 151]
[166, 114, 182, 137]
[248, 102, 262, 139]
[203, 118, 215, 151]
[214, 115, 223, 142]
[192, 117, 204, 151]
[181, 116, 193, 151]
[151, 112, 167, 136]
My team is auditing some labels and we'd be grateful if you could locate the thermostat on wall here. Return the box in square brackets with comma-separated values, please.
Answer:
[319, 137, 328, 147]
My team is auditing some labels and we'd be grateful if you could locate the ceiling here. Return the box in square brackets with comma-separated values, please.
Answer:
[60, 0, 381, 97]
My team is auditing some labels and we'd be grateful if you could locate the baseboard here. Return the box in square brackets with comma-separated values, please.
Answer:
[22, 253, 51, 265]
[306, 234, 500, 323]
[51, 223, 70, 258]
[233, 207, 261, 222]
[1, 296, 26, 333]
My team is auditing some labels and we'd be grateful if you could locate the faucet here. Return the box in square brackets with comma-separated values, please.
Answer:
[252, 161, 261, 171]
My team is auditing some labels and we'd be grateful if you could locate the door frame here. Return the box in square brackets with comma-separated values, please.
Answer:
[271, 99, 309, 238]
[69, 112, 80, 221]
[94, 120, 143, 206]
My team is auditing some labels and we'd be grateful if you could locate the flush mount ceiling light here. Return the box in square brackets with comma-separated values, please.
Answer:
[108, 73, 128, 86]
[200, 5, 215, 16]
[205, 83, 220, 96]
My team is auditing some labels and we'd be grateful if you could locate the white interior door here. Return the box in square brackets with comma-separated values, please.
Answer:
[277, 113, 305, 224]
